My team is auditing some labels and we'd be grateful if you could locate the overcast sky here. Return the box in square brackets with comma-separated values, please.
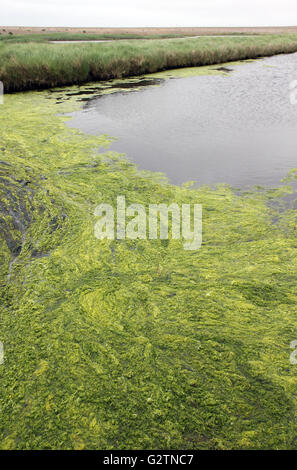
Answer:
[1, 0, 297, 27]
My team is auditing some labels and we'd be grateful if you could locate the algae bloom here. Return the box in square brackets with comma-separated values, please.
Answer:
[1, 74, 297, 451]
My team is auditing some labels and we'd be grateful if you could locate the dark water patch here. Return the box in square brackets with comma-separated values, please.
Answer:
[49, 78, 162, 104]
[215, 66, 233, 73]
[0, 163, 34, 255]
[0, 161, 68, 268]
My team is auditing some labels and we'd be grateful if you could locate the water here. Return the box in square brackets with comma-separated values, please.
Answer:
[68, 53, 297, 187]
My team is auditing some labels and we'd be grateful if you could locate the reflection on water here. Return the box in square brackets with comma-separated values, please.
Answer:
[68, 53, 297, 187]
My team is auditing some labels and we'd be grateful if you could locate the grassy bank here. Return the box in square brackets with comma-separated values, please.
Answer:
[0, 32, 186, 43]
[1, 77, 297, 449]
[1, 34, 297, 92]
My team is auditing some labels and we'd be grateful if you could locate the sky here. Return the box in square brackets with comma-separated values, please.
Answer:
[1, 0, 297, 28]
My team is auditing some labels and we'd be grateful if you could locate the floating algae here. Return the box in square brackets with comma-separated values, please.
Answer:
[142, 60, 246, 79]
[42, 61, 245, 107]
[1, 80, 297, 450]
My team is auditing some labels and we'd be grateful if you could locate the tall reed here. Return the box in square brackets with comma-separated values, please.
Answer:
[1, 35, 297, 92]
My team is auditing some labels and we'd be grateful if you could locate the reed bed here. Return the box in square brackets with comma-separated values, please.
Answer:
[0, 31, 183, 43]
[1, 34, 297, 92]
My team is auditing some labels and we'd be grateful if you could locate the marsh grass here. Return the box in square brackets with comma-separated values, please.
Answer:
[2, 34, 297, 92]
[0, 32, 184, 43]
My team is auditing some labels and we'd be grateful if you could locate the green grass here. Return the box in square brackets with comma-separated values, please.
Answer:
[0, 32, 186, 43]
[1, 78, 297, 449]
[1, 34, 297, 92]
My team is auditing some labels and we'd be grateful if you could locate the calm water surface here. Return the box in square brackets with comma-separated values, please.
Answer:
[68, 53, 297, 187]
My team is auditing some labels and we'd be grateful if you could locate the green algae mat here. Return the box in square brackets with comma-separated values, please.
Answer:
[1, 75, 297, 450]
